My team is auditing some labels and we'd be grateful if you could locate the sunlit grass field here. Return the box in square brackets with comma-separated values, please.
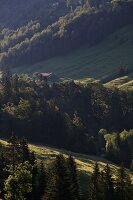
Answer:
[104, 76, 133, 90]
[13, 25, 133, 80]
[0, 139, 132, 176]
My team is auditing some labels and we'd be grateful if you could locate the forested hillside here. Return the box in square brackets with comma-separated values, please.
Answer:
[0, 0, 133, 80]
[0, 67, 133, 169]
[0, 0, 72, 28]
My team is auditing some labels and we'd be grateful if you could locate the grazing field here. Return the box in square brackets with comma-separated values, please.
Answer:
[13, 25, 133, 80]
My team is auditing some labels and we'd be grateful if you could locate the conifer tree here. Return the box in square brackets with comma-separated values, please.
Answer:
[102, 164, 114, 200]
[67, 155, 80, 200]
[36, 161, 46, 200]
[7, 135, 19, 169]
[43, 154, 71, 200]
[29, 151, 36, 166]
[29, 153, 37, 200]
[115, 163, 133, 200]
[88, 162, 103, 200]
[19, 137, 30, 162]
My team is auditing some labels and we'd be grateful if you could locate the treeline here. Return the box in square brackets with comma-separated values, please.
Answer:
[0, 0, 133, 67]
[0, 0, 74, 29]
[0, 67, 133, 168]
[0, 0, 110, 30]
[0, 21, 41, 52]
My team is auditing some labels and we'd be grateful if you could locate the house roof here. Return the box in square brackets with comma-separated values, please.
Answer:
[40, 72, 52, 77]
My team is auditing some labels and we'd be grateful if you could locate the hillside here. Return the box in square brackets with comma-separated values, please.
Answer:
[0, 0, 133, 82]
[1, 139, 133, 199]
[104, 76, 133, 90]
[17, 144, 133, 198]
[13, 25, 133, 80]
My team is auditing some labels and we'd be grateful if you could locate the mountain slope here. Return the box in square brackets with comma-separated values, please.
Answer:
[13, 25, 133, 80]
[1, 0, 133, 77]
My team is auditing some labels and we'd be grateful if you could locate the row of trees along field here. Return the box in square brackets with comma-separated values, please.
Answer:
[0, 135, 133, 200]
[0, 67, 133, 168]
[0, 0, 133, 67]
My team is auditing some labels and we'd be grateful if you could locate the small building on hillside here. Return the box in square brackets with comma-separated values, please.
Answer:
[40, 72, 60, 83]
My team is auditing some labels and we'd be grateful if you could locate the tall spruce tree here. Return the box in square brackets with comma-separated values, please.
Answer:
[29, 155, 37, 200]
[67, 155, 80, 200]
[88, 162, 103, 200]
[19, 137, 30, 162]
[115, 164, 133, 200]
[7, 135, 19, 170]
[102, 164, 114, 200]
[36, 161, 46, 200]
[43, 154, 71, 200]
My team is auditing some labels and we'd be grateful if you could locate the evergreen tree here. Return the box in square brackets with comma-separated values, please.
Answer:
[7, 135, 20, 169]
[29, 151, 36, 166]
[115, 164, 133, 200]
[102, 164, 114, 200]
[67, 155, 80, 200]
[28, 154, 37, 200]
[89, 162, 103, 200]
[36, 161, 46, 200]
[19, 137, 30, 162]
[43, 154, 71, 200]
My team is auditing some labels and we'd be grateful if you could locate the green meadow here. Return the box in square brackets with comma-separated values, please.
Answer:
[13, 25, 133, 80]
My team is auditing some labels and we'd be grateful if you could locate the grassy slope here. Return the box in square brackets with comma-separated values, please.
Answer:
[13, 25, 133, 80]
[105, 76, 133, 90]
[1, 139, 133, 198]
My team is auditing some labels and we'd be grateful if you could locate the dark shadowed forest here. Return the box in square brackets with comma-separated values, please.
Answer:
[0, 67, 133, 168]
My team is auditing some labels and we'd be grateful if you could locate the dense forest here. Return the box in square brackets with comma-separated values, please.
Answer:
[0, 67, 133, 169]
[0, 0, 133, 68]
